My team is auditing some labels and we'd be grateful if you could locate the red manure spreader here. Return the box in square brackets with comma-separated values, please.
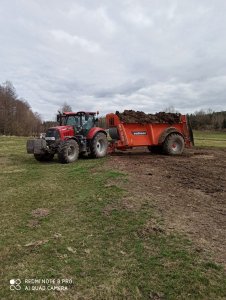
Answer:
[106, 110, 194, 155]
[27, 110, 194, 163]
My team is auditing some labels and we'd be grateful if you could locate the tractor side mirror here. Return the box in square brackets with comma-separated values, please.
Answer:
[57, 113, 62, 125]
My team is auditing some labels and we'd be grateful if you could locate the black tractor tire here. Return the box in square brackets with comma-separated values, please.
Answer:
[90, 132, 108, 158]
[58, 139, 79, 163]
[109, 127, 119, 140]
[34, 153, 54, 162]
[147, 145, 163, 154]
[163, 133, 185, 155]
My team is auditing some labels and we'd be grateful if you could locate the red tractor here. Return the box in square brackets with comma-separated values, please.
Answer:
[27, 111, 108, 163]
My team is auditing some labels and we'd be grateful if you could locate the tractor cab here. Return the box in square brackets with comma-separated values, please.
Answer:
[57, 111, 98, 135]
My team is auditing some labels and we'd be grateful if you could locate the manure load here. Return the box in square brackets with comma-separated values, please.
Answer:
[116, 110, 181, 124]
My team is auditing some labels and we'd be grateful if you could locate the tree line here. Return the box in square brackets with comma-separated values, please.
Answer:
[0, 81, 42, 136]
[189, 110, 226, 130]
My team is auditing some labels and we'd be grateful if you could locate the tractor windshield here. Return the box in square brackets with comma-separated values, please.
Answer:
[62, 114, 95, 132]
[65, 116, 80, 126]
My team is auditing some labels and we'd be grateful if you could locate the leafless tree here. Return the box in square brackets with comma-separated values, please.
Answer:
[60, 102, 72, 113]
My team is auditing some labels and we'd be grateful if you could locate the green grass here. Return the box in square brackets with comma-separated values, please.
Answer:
[0, 136, 226, 299]
[194, 130, 226, 147]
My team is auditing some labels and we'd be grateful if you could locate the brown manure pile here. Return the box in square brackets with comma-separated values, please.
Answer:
[116, 110, 181, 124]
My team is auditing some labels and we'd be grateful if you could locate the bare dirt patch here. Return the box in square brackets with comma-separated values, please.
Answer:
[28, 208, 50, 228]
[27, 219, 40, 228]
[106, 147, 226, 267]
[31, 208, 50, 218]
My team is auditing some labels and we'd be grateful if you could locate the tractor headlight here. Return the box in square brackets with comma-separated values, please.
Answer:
[45, 137, 56, 141]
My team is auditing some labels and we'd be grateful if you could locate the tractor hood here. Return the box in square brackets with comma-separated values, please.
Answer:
[47, 125, 76, 139]
[53, 125, 75, 132]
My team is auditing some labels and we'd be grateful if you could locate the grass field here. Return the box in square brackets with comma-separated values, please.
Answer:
[194, 130, 226, 147]
[0, 136, 226, 299]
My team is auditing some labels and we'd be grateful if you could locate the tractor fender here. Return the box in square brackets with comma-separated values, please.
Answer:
[86, 127, 107, 140]
[158, 127, 184, 144]
[62, 136, 80, 144]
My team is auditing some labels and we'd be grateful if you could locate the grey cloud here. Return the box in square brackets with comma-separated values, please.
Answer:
[94, 79, 147, 98]
[0, 0, 226, 120]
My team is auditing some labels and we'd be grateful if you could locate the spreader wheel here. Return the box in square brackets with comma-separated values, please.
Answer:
[58, 139, 79, 163]
[163, 133, 184, 155]
[90, 132, 108, 158]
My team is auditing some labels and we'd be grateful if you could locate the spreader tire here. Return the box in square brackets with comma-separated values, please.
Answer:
[163, 133, 184, 155]
[34, 153, 54, 162]
[90, 132, 108, 158]
[58, 139, 79, 163]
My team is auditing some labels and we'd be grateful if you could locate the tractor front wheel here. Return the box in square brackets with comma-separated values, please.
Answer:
[90, 132, 108, 158]
[58, 139, 79, 163]
[163, 133, 184, 155]
[34, 153, 54, 162]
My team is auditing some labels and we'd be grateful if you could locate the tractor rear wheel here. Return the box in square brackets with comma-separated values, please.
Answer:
[163, 133, 184, 155]
[58, 139, 79, 163]
[90, 132, 108, 158]
[34, 153, 54, 162]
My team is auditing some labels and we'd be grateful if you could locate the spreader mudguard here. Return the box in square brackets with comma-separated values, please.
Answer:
[186, 116, 194, 146]
[158, 127, 181, 144]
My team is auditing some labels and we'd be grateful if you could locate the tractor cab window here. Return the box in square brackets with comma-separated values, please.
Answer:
[65, 116, 80, 126]
[62, 114, 95, 133]
[82, 115, 95, 130]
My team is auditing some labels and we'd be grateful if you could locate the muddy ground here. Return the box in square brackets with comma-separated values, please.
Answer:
[107, 147, 226, 268]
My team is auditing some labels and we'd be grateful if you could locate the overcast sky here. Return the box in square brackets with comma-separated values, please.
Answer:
[0, 0, 226, 120]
